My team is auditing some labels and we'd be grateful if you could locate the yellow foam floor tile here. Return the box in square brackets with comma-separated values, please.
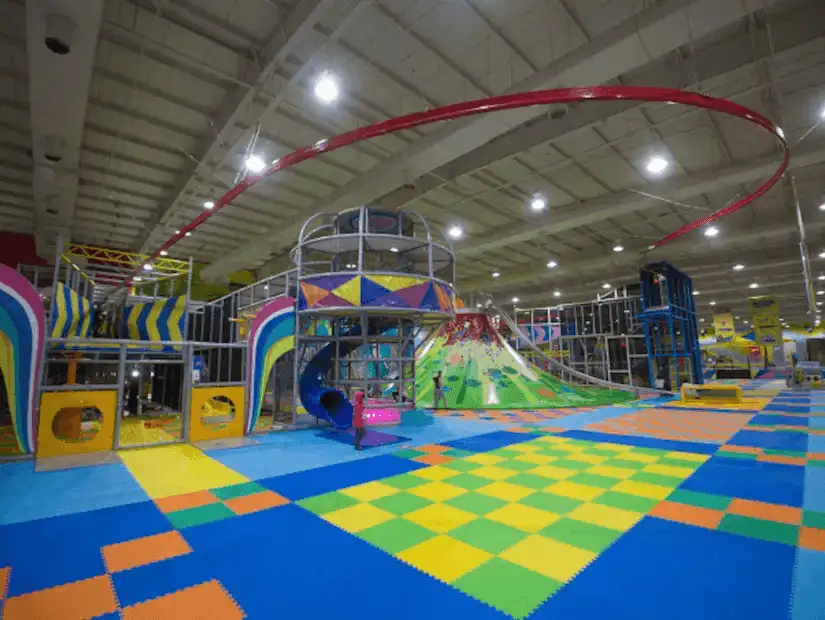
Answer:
[514, 453, 558, 465]
[589, 465, 636, 479]
[411, 466, 460, 481]
[566, 453, 609, 465]
[505, 443, 543, 453]
[120, 445, 247, 499]
[618, 452, 658, 463]
[486, 503, 561, 532]
[477, 481, 535, 502]
[404, 503, 477, 534]
[500, 535, 596, 582]
[545, 481, 605, 501]
[567, 502, 643, 531]
[643, 464, 695, 478]
[464, 453, 505, 465]
[613, 479, 673, 500]
[664, 451, 708, 463]
[528, 465, 576, 480]
[398, 535, 492, 582]
[340, 481, 400, 502]
[324, 503, 394, 532]
[409, 481, 467, 502]
[472, 465, 518, 481]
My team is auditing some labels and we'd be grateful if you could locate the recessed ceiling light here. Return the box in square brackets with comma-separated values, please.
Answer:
[547, 260, 558, 268]
[819, 203, 825, 211]
[264, 284, 269, 290]
[245, 155, 266, 173]
[447, 225, 463, 240]
[314, 73, 340, 103]
[699, 318, 705, 322]
[733, 264, 745, 271]
[646, 156, 668, 175]
[693, 290, 699, 295]
[820, 251, 825, 258]
[818, 301, 823, 306]
[131, 369, 140, 378]
[491, 271, 500, 278]
[820, 106, 825, 121]
[185, 232, 192, 237]
[704, 226, 720, 237]
[734, 315, 740, 319]
[749, 283, 760, 289]
[602, 283, 612, 289]
[553, 291, 561, 297]
[818, 290, 824, 296]
[346, 263, 357, 269]
[389, 247, 399, 253]
[143, 263, 153, 271]
[159, 250, 168, 256]
[776, 126, 785, 139]
[175, 229, 181, 235]
[819, 275, 825, 281]
[710, 301, 717, 306]
[530, 196, 547, 212]
[613, 245, 624, 252]
[203, 200, 215, 209]
[512, 297, 520, 303]
[133, 276, 142, 282]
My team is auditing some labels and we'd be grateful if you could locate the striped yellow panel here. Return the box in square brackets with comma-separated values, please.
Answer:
[146, 299, 164, 350]
[51, 283, 68, 339]
[128, 304, 144, 341]
[167, 297, 186, 343]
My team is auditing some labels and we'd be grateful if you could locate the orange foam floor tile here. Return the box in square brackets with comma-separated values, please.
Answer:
[799, 527, 825, 552]
[650, 501, 725, 529]
[154, 490, 220, 514]
[3, 575, 117, 620]
[728, 499, 802, 525]
[121, 579, 245, 620]
[224, 491, 290, 515]
[0, 566, 9, 599]
[103, 531, 192, 573]
[416, 444, 450, 454]
[412, 453, 454, 466]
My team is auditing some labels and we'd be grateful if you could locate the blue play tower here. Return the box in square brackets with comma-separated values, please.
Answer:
[639, 261, 703, 389]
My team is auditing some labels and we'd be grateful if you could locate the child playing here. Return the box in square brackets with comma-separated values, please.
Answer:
[353, 391, 366, 451]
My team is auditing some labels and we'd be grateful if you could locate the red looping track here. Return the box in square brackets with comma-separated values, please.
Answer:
[149, 86, 789, 273]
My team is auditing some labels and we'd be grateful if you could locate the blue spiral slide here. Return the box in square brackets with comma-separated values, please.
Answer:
[299, 337, 361, 430]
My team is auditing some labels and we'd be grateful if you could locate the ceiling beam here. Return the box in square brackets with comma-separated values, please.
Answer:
[26, 0, 105, 258]
[201, 0, 789, 282]
[134, 0, 344, 258]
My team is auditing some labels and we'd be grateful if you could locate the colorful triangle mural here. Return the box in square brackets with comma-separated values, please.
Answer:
[310, 274, 356, 292]
[360, 277, 394, 305]
[368, 275, 424, 292]
[314, 293, 354, 309]
[434, 284, 453, 312]
[300, 282, 329, 308]
[370, 292, 408, 309]
[394, 282, 431, 309]
[332, 275, 361, 306]
[419, 283, 440, 311]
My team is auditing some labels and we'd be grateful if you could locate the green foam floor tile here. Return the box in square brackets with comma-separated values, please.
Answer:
[506, 473, 556, 490]
[803, 510, 825, 528]
[519, 491, 583, 515]
[446, 473, 495, 491]
[604, 458, 647, 470]
[631, 471, 685, 487]
[718, 514, 799, 546]
[297, 491, 360, 515]
[441, 459, 484, 473]
[371, 492, 433, 515]
[540, 517, 623, 553]
[453, 558, 562, 619]
[489, 448, 526, 459]
[359, 518, 436, 554]
[668, 489, 731, 511]
[497, 460, 541, 472]
[569, 473, 619, 489]
[809, 460, 825, 468]
[392, 449, 427, 459]
[446, 492, 508, 516]
[552, 459, 592, 472]
[443, 449, 476, 458]
[717, 451, 758, 461]
[657, 457, 704, 468]
[166, 503, 235, 529]
[382, 473, 428, 490]
[211, 481, 266, 500]
[593, 491, 660, 513]
[449, 519, 529, 554]
[764, 449, 807, 457]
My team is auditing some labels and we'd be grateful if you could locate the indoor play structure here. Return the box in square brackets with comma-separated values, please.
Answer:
[415, 309, 635, 409]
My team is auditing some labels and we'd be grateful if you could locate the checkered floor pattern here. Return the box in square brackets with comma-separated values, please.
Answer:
[298, 435, 707, 618]
[432, 408, 585, 424]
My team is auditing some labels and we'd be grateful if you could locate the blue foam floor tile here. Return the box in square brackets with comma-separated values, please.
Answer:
[792, 548, 825, 620]
[111, 551, 215, 608]
[0, 501, 170, 596]
[258, 454, 426, 501]
[680, 457, 804, 507]
[539, 406, 637, 430]
[440, 430, 539, 453]
[183, 504, 502, 620]
[728, 429, 808, 452]
[0, 461, 150, 526]
[750, 414, 809, 427]
[807, 435, 825, 452]
[558, 430, 718, 454]
[532, 517, 795, 620]
[803, 465, 825, 511]
[765, 404, 811, 414]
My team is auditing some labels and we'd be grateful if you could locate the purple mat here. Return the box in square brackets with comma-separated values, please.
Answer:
[316, 428, 411, 449]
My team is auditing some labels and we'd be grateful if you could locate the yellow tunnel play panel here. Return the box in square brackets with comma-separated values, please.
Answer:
[37, 390, 117, 457]
[189, 386, 245, 442]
